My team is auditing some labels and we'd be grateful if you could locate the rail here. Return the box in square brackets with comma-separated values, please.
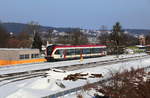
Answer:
[0, 54, 149, 87]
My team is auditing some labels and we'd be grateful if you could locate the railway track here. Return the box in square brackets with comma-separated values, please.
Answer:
[56, 54, 150, 71]
[0, 69, 49, 86]
[0, 54, 150, 86]
[0, 73, 46, 87]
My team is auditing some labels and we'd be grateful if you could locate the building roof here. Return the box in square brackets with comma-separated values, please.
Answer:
[0, 48, 39, 51]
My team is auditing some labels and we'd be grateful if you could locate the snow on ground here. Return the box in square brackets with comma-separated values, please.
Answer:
[6, 78, 64, 98]
[0, 53, 150, 98]
[0, 53, 147, 74]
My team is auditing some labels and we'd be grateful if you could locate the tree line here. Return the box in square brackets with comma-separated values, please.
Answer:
[98, 22, 140, 54]
[0, 21, 150, 54]
[0, 21, 40, 49]
[0, 21, 88, 51]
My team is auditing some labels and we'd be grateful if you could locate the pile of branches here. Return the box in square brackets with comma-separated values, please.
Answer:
[64, 73, 103, 81]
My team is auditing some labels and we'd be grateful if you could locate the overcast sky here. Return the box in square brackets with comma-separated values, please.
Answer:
[0, 0, 150, 29]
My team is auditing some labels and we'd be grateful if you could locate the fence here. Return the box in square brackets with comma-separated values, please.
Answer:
[42, 78, 112, 98]
[42, 86, 81, 98]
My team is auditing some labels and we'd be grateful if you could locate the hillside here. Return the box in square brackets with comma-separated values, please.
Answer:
[1, 23, 150, 35]
[1, 23, 27, 35]
[124, 29, 150, 35]
[1, 23, 76, 35]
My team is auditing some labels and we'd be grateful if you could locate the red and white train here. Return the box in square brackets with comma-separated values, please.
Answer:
[45, 45, 107, 61]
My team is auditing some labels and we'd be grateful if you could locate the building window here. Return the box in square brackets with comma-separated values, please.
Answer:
[31, 54, 39, 58]
[19, 55, 25, 59]
[19, 54, 30, 59]
[25, 54, 29, 59]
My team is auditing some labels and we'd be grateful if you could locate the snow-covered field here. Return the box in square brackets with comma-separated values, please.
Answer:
[0, 53, 150, 98]
[0, 53, 147, 74]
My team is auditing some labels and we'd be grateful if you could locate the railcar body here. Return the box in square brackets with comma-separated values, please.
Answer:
[45, 45, 107, 61]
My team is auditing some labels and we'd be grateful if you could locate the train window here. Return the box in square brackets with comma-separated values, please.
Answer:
[102, 48, 106, 51]
[91, 48, 100, 53]
[47, 46, 53, 55]
[66, 50, 70, 55]
[83, 48, 91, 54]
[96, 48, 100, 53]
[91, 48, 94, 53]
[55, 50, 60, 55]
[75, 49, 81, 55]
[60, 50, 64, 55]
[55, 49, 64, 56]
[99, 48, 103, 52]
[66, 49, 75, 55]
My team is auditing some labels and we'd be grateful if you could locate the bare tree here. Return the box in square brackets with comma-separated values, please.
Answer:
[23, 21, 41, 34]
[17, 32, 30, 40]
[23, 21, 40, 40]
[56, 35, 70, 44]
[71, 29, 89, 45]
[101, 25, 107, 32]
[56, 28, 88, 45]
[0, 23, 9, 48]
[22, 21, 42, 48]
[98, 32, 110, 45]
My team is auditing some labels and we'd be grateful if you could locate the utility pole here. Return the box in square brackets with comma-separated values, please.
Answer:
[31, 30, 36, 48]
[48, 29, 53, 44]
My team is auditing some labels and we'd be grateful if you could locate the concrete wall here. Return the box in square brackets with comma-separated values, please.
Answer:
[0, 50, 18, 60]
[0, 49, 46, 66]
[0, 49, 40, 60]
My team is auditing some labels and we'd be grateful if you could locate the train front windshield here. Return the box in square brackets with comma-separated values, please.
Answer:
[46, 46, 54, 56]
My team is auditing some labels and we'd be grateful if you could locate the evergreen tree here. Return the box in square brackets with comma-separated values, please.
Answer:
[110, 22, 125, 54]
[32, 32, 42, 51]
